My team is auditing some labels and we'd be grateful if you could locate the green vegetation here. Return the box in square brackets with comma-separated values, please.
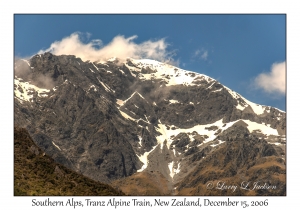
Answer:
[14, 127, 124, 196]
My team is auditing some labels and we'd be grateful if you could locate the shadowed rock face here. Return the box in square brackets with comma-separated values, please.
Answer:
[14, 53, 286, 195]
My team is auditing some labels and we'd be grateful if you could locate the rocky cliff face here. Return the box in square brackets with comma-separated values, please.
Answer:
[14, 53, 286, 194]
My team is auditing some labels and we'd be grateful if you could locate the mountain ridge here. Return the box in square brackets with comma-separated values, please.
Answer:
[14, 53, 286, 195]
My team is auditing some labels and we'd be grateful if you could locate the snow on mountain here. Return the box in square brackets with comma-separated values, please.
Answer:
[225, 86, 273, 115]
[127, 58, 214, 86]
[127, 58, 285, 115]
[154, 118, 279, 150]
[14, 76, 50, 103]
[137, 145, 158, 172]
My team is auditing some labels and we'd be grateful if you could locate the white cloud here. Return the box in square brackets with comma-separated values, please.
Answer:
[194, 49, 200, 56]
[193, 48, 208, 60]
[201, 51, 208, 60]
[38, 32, 176, 65]
[254, 61, 286, 95]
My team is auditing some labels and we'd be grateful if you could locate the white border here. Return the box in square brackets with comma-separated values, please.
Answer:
[2, 1, 298, 209]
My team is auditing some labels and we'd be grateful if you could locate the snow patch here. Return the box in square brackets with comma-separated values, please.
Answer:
[270, 142, 282, 146]
[168, 161, 174, 178]
[212, 88, 223, 92]
[206, 82, 215, 89]
[14, 77, 50, 102]
[99, 81, 111, 92]
[169, 99, 180, 104]
[128, 58, 215, 87]
[119, 69, 126, 75]
[155, 119, 226, 149]
[155, 118, 279, 151]
[210, 140, 225, 147]
[97, 77, 114, 93]
[116, 99, 124, 106]
[174, 163, 181, 174]
[244, 98, 265, 115]
[52, 141, 61, 151]
[92, 63, 99, 71]
[168, 161, 181, 179]
[144, 115, 150, 123]
[243, 119, 278, 136]
[137, 145, 158, 172]
[173, 149, 176, 156]
[89, 85, 97, 91]
[224, 86, 266, 114]
[138, 136, 142, 146]
[136, 91, 146, 100]
[118, 91, 146, 107]
[119, 110, 136, 121]
[236, 103, 245, 111]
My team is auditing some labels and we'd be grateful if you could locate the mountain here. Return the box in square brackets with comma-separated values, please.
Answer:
[14, 126, 124, 196]
[14, 53, 286, 195]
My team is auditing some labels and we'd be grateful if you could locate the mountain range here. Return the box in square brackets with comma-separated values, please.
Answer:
[14, 52, 286, 195]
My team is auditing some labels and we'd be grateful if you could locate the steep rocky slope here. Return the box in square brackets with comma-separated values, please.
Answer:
[14, 126, 124, 196]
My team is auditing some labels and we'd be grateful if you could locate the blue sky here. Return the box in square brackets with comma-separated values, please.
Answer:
[14, 14, 286, 111]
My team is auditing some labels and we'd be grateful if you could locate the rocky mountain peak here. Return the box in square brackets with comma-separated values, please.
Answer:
[14, 53, 286, 195]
